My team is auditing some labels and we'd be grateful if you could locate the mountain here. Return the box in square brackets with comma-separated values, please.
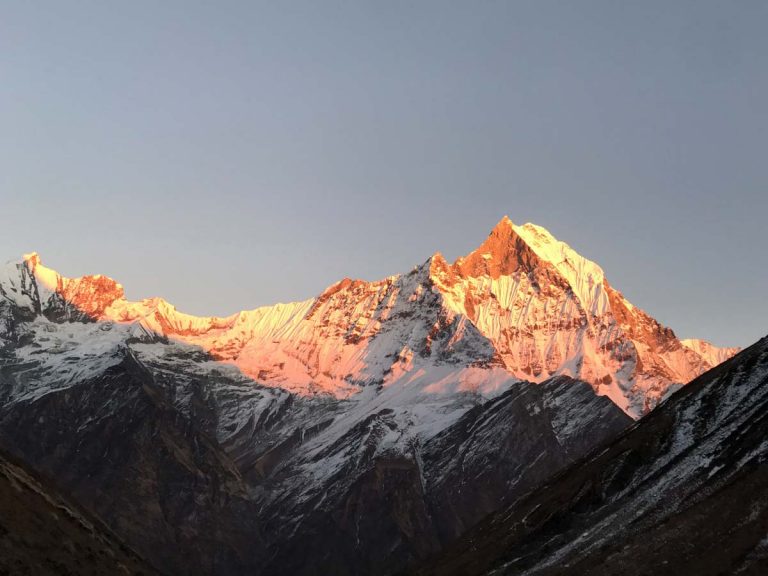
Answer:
[4, 217, 736, 417]
[0, 444, 156, 575]
[681, 337, 740, 367]
[415, 335, 768, 576]
[0, 218, 738, 574]
[0, 323, 630, 575]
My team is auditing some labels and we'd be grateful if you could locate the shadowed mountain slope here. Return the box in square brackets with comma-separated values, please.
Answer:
[415, 335, 768, 576]
[0, 445, 156, 576]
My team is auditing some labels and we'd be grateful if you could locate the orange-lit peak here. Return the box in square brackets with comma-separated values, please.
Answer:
[482, 215, 517, 245]
[447, 217, 542, 280]
[18, 252, 126, 318]
[22, 252, 59, 292]
[22, 252, 41, 268]
[3, 230, 739, 416]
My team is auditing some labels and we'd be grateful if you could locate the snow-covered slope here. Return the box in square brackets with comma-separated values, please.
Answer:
[0, 217, 735, 417]
[681, 337, 740, 367]
[429, 218, 741, 415]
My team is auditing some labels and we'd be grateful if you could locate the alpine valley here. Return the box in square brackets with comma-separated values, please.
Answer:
[0, 217, 751, 576]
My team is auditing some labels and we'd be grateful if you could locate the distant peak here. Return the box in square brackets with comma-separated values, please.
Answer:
[22, 252, 41, 268]
[432, 218, 609, 311]
[487, 218, 562, 250]
[14, 253, 126, 314]
[437, 218, 540, 281]
[478, 216, 521, 253]
[681, 338, 740, 358]
[489, 215, 515, 235]
[21, 252, 61, 292]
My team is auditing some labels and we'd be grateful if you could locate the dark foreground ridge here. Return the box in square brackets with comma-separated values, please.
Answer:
[0, 445, 156, 576]
[414, 336, 768, 576]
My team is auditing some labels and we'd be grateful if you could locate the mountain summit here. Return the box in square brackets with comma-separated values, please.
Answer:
[1, 218, 734, 417]
[428, 217, 739, 414]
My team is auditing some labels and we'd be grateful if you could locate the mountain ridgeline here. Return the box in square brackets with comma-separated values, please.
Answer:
[2, 217, 735, 416]
[0, 218, 747, 575]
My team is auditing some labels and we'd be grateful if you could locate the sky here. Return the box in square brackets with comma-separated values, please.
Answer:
[0, 1, 765, 348]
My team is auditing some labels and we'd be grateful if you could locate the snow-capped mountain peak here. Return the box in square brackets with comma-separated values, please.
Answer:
[433, 217, 608, 315]
[680, 338, 740, 367]
[513, 221, 606, 310]
[0, 219, 738, 417]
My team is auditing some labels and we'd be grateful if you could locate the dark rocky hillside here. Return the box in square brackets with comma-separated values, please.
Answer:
[0, 342, 629, 575]
[0, 446, 156, 576]
[415, 336, 768, 576]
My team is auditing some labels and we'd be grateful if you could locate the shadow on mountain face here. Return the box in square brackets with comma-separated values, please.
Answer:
[258, 376, 631, 576]
[0, 349, 270, 575]
[413, 336, 768, 576]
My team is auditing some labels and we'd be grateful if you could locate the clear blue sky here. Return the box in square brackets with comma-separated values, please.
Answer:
[1, 1, 765, 347]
